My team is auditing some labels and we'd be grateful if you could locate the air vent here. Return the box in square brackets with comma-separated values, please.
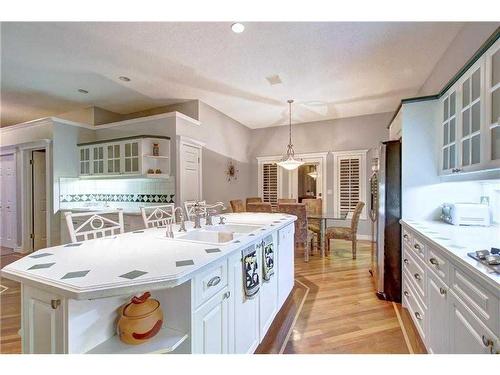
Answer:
[266, 75, 282, 85]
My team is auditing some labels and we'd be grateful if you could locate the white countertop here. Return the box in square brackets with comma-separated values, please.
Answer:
[1, 213, 296, 300]
[401, 219, 500, 292]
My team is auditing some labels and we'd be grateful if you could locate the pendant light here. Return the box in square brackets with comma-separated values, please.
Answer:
[277, 99, 304, 170]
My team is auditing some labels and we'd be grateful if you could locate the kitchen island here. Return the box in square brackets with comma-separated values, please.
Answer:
[1, 213, 296, 354]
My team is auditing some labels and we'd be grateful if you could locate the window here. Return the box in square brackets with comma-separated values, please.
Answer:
[442, 91, 457, 170]
[333, 150, 366, 219]
[262, 163, 278, 207]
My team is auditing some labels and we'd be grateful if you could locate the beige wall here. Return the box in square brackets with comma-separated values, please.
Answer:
[418, 23, 499, 96]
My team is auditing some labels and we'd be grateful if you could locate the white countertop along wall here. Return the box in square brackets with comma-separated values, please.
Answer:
[401, 219, 500, 291]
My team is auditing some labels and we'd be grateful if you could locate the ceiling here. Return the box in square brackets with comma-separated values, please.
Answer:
[1, 22, 465, 128]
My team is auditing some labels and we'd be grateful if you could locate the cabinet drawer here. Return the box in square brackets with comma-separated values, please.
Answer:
[450, 266, 499, 334]
[403, 277, 426, 341]
[402, 228, 413, 247]
[426, 245, 450, 284]
[403, 248, 426, 301]
[194, 260, 228, 308]
[410, 235, 426, 260]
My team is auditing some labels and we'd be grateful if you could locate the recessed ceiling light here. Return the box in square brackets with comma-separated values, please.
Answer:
[77, 89, 88, 94]
[231, 23, 245, 34]
[119, 76, 131, 82]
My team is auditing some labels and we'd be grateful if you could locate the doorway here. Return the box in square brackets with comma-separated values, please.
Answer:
[179, 140, 202, 203]
[0, 153, 17, 249]
[31, 150, 47, 250]
[297, 163, 319, 201]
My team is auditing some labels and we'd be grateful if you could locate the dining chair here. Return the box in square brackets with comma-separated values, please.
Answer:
[325, 202, 365, 259]
[64, 209, 124, 243]
[141, 204, 175, 228]
[246, 202, 272, 213]
[245, 197, 262, 210]
[230, 199, 246, 213]
[302, 198, 322, 254]
[278, 198, 296, 204]
[184, 200, 207, 221]
[277, 203, 314, 262]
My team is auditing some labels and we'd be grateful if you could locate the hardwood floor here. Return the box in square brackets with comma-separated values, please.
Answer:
[0, 242, 426, 354]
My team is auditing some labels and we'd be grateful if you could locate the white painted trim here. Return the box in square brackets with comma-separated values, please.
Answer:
[177, 135, 206, 148]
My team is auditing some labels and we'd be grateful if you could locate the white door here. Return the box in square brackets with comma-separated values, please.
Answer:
[228, 249, 260, 354]
[277, 224, 295, 307]
[180, 143, 201, 202]
[0, 153, 17, 249]
[427, 271, 449, 353]
[32, 151, 47, 250]
[193, 288, 229, 354]
[258, 234, 279, 339]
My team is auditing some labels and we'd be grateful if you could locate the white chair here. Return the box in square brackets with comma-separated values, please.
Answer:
[184, 200, 206, 221]
[64, 209, 124, 243]
[140, 204, 175, 228]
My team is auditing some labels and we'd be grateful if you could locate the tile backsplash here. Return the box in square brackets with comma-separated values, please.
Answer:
[59, 177, 175, 212]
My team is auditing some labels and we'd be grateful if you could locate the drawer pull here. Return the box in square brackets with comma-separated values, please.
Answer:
[403, 234, 409, 240]
[414, 244, 421, 251]
[439, 287, 447, 296]
[429, 257, 439, 266]
[414, 273, 422, 281]
[414, 312, 423, 320]
[223, 291, 231, 299]
[403, 259, 409, 264]
[51, 299, 61, 309]
[482, 335, 495, 354]
[207, 276, 221, 287]
[404, 290, 410, 297]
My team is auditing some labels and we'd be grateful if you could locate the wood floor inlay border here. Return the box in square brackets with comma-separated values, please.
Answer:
[392, 301, 414, 354]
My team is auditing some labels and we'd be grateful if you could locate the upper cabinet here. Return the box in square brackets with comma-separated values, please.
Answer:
[77, 135, 170, 178]
[440, 38, 500, 175]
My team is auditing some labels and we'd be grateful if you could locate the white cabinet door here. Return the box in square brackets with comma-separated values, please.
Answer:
[91, 145, 105, 175]
[277, 224, 294, 307]
[106, 143, 121, 174]
[193, 287, 230, 354]
[23, 286, 65, 354]
[258, 234, 279, 340]
[228, 248, 260, 354]
[79, 147, 91, 175]
[448, 291, 499, 354]
[122, 141, 141, 174]
[427, 271, 449, 353]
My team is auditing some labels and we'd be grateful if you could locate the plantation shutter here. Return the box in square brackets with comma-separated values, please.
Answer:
[262, 163, 278, 207]
[338, 156, 361, 217]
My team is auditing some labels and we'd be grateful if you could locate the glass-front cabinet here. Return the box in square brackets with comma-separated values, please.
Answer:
[440, 37, 500, 175]
[77, 135, 170, 177]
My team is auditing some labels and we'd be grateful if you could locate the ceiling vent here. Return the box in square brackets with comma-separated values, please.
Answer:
[266, 74, 282, 85]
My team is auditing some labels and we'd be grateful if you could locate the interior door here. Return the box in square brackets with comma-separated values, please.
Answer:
[0, 153, 17, 249]
[32, 150, 47, 250]
[180, 143, 201, 202]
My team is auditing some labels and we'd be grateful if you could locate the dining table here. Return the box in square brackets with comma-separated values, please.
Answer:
[307, 212, 348, 257]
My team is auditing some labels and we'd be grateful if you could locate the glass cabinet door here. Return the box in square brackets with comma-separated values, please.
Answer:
[92, 146, 104, 174]
[490, 48, 500, 160]
[460, 67, 482, 167]
[442, 91, 457, 171]
[124, 141, 140, 173]
[107, 144, 121, 174]
[79, 147, 90, 175]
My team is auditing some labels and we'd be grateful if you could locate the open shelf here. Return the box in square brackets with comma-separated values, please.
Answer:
[143, 155, 169, 159]
[86, 326, 188, 354]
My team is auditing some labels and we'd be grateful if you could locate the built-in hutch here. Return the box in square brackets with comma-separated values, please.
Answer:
[78, 135, 171, 178]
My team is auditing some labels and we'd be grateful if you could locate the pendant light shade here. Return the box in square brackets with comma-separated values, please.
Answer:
[277, 100, 303, 171]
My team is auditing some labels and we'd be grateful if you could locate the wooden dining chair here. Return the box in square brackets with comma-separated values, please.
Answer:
[325, 202, 365, 259]
[140, 204, 175, 228]
[64, 209, 124, 243]
[278, 203, 314, 262]
[246, 197, 262, 210]
[230, 199, 246, 213]
[246, 202, 272, 213]
[278, 198, 296, 204]
[184, 200, 207, 221]
[302, 198, 322, 254]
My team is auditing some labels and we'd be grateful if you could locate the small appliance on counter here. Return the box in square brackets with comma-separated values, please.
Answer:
[441, 203, 491, 226]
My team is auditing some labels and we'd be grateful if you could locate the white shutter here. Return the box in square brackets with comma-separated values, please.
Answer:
[262, 163, 278, 207]
[333, 151, 366, 219]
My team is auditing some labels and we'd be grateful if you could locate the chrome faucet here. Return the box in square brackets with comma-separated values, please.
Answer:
[192, 202, 205, 229]
[205, 202, 226, 226]
[173, 206, 187, 232]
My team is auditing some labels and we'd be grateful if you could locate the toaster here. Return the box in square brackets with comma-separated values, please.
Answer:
[441, 203, 491, 226]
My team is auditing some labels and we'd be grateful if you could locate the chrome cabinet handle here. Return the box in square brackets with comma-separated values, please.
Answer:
[414, 244, 421, 251]
[414, 312, 423, 320]
[429, 257, 439, 266]
[414, 273, 422, 281]
[51, 299, 61, 309]
[403, 259, 409, 264]
[404, 290, 410, 297]
[223, 291, 231, 299]
[207, 276, 221, 287]
[403, 234, 409, 240]
[439, 287, 447, 296]
[482, 335, 495, 354]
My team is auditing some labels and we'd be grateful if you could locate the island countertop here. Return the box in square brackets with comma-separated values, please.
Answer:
[1, 213, 296, 300]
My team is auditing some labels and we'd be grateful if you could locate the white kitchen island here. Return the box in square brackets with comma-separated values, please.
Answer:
[1, 213, 296, 354]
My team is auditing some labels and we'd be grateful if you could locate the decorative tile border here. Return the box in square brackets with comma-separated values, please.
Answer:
[60, 193, 175, 204]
